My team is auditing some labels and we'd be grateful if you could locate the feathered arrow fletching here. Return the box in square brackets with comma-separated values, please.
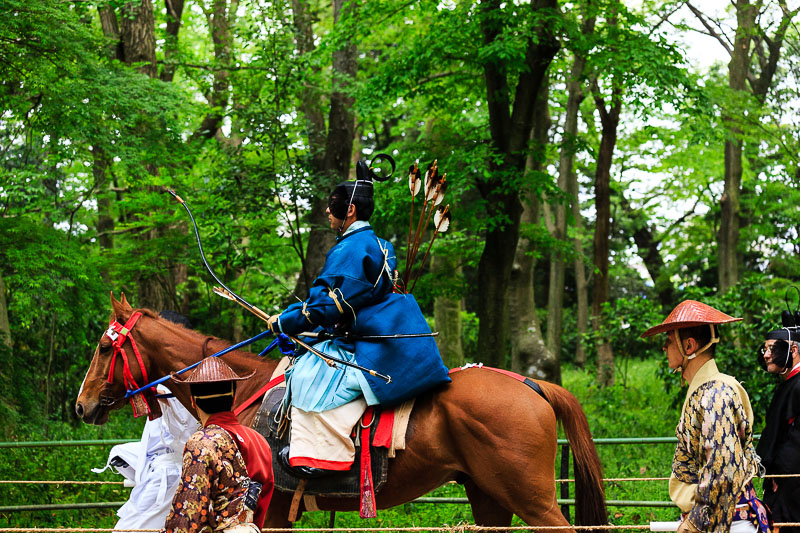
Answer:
[424, 160, 439, 201]
[433, 206, 451, 233]
[408, 163, 422, 197]
[213, 286, 237, 301]
[433, 175, 447, 206]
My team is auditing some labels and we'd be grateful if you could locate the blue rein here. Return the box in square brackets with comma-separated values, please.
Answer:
[124, 330, 296, 399]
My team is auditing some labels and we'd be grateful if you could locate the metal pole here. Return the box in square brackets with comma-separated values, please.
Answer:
[560, 443, 570, 521]
[0, 439, 136, 448]
[0, 502, 126, 512]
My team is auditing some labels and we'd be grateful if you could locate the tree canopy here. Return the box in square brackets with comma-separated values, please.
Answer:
[2, 0, 800, 431]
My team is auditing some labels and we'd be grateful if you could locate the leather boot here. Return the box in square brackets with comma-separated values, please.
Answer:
[279, 446, 331, 479]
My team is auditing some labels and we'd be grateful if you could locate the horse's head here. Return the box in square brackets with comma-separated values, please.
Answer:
[75, 292, 163, 425]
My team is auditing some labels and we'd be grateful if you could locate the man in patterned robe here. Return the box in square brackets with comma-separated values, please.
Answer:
[163, 357, 274, 533]
[642, 300, 770, 533]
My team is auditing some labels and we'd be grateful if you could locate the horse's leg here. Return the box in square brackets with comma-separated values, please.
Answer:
[442, 371, 576, 532]
[265, 492, 295, 529]
[463, 479, 512, 529]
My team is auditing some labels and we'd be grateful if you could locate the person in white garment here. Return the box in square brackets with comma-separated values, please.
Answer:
[93, 388, 195, 532]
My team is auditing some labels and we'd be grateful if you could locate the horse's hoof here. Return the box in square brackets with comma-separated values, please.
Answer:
[279, 446, 332, 479]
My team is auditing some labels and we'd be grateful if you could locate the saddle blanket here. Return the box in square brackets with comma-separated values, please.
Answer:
[250, 357, 413, 499]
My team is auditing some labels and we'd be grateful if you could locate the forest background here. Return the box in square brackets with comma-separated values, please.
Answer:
[2, 0, 800, 478]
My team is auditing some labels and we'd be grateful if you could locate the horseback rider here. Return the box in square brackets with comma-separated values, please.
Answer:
[163, 357, 274, 533]
[267, 159, 451, 477]
[642, 300, 771, 533]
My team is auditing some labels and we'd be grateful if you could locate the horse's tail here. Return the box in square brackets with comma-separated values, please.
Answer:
[537, 381, 608, 527]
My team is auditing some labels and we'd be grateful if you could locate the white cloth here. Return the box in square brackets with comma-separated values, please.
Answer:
[288, 397, 367, 469]
[93, 396, 196, 532]
[730, 520, 758, 533]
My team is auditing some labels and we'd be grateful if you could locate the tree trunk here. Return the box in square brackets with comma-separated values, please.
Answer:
[718, 0, 754, 293]
[119, 0, 157, 78]
[44, 312, 57, 418]
[511, 79, 559, 382]
[547, 50, 590, 359]
[0, 276, 10, 348]
[570, 170, 590, 367]
[98, 6, 124, 61]
[93, 8, 122, 281]
[592, 86, 621, 387]
[290, 0, 357, 298]
[432, 255, 464, 369]
[558, 9, 595, 367]
[160, 0, 186, 82]
[476, 0, 559, 367]
[620, 195, 674, 309]
[91, 146, 114, 282]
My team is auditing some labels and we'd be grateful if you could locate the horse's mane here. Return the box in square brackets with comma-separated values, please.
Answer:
[132, 307, 269, 363]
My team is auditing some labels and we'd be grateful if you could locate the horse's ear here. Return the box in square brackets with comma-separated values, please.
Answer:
[111, 291, 133, 322]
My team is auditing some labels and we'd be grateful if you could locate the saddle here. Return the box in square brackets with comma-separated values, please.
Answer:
[248, 362, 413, 519]
[252, 383, 390, 497]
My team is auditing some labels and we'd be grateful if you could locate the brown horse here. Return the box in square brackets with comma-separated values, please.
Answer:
[76, 294, 607, 530]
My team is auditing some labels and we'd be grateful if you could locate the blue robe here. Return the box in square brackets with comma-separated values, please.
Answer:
[276, 224, 451, 408]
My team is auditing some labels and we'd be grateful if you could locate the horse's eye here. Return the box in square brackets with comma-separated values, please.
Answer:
[99, 342, 112, 354]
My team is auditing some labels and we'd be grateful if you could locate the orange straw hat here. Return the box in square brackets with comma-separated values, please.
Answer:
[170, 356, 255, 384]
[641, 299, 742, 338]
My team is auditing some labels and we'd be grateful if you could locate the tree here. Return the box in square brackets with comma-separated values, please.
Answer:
[289, 0, 360, 299]
[549, 0, 597, 367]
[474, 0, 560, 366]
[511, 79, 559, 381]
[678, 0, 800, 292]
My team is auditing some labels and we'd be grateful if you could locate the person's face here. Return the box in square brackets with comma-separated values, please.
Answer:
[663, 330, 684, 370]
[326, 194, 355, 232]
[762, 339, 799, 374]
[326, 205, 344, 231]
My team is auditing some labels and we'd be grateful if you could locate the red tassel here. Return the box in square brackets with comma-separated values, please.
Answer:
[359, 422, 377, 518]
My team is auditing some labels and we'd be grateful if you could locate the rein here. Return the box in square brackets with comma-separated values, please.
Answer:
[101, 312, 156, 418]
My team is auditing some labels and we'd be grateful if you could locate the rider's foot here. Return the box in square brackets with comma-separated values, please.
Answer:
[279, 446, 331, 479]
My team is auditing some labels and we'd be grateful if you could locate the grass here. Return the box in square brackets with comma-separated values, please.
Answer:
[1, 358, 709, 529]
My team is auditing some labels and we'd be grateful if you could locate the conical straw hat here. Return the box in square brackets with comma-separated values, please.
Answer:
[640, 300, 741, 338]
[170, 356, 255, 384]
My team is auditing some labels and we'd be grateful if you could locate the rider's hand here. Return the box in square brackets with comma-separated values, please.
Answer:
[267, 315, 280, 334]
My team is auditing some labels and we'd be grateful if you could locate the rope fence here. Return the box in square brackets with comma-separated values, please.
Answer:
[1, 526, 800, 532]
[4, 473, 800, 486]
[1, 436, 794, 531]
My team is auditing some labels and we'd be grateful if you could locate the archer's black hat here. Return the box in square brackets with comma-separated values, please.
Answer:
[328, 154, 395, 221]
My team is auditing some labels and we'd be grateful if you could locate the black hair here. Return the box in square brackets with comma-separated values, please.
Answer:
[190, 382, 235, 414]
[680, 324, 717, 356]
[329, 182, 374, 221]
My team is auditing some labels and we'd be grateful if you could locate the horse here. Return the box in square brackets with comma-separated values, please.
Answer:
[76, 294, 608, 531]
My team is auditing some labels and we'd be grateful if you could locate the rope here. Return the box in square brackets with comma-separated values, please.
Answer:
[0, 481, 125, 485]
[556, 474, 800, 483]
[1, 526, 800, 532]
[5, 472, 800, 486]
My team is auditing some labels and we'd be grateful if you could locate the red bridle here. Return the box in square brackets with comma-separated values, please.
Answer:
[103, 312, 156, 418]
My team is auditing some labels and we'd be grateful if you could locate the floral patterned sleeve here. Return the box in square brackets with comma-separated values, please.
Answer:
[673, 381, 754, 532]
[164, 426, 250, 533]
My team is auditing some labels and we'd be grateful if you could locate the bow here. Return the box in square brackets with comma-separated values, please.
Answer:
[168, 189, 392, 383]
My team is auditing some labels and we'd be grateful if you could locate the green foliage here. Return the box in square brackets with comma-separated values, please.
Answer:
[2, 0, 800, 526]
[0, 217, 107, 431]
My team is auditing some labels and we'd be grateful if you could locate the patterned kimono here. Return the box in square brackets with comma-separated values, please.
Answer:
[670, 359, 763, 532]
[164, 412, 273, 533]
